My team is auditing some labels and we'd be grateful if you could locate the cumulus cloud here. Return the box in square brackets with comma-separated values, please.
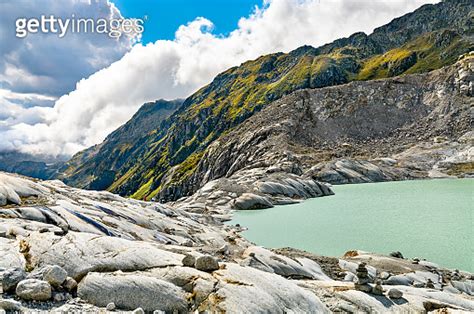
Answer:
[0, 0, 137, 97]
[1, 0, 439, 157]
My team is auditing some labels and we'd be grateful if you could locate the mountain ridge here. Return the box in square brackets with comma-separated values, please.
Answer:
[58, 99, 183, 190]
[168, 53, 473, 204]
[58, 0, 473, 200]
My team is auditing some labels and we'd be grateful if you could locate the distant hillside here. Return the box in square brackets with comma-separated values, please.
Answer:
[0, 152, 65, 180]
[59, 0, 473, 200]
[58, 99, 183, 190]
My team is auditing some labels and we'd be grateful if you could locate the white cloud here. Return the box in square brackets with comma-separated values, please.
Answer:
[0, 0, 137, 97]
[1, 0, 439, 157]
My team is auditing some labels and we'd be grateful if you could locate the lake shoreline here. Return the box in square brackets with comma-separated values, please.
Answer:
[231, 178, 474, 273]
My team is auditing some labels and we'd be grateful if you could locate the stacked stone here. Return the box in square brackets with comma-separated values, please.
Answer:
[426, 279, 435, 289]
[372, 279, 384, 295]
[355, 263, 372, 293]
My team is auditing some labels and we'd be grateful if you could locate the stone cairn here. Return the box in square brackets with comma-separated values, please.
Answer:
[372, 279, 384, 295]
[355, 262, 372, 293]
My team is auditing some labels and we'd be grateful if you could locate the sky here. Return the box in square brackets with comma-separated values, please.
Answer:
[114, 0, 262, 42]
[0, 0, 439, 158]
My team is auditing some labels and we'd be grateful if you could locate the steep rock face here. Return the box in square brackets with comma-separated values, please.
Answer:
[57, 0, 473, 200]
[368, 0, 473, 51]
[157, 54, 473, 200]
[57, 99, 183, 190]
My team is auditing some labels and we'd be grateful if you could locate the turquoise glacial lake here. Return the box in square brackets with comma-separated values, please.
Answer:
[232, 179, 474, 272]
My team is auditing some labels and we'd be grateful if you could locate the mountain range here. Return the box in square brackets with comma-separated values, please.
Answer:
[3, 0, 473, 202]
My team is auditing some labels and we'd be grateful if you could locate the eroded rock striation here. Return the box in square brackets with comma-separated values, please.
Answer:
[0, 172, 473, 312]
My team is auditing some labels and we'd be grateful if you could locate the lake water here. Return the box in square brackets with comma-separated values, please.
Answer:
[232, 179, 474, 272]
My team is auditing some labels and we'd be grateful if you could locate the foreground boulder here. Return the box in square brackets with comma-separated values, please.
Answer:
[195, 255, 220, 272]
[77, 272, 188, 312]
[0, 299, 21, 311]
[29, 265, 68, 288]
[43, 265, 67, 287]
[16, 279, 52, 301]
[2, 268, 26, 293]
[25, 231, 184, 280]
[233, 193, 273, 210]
[201, 263, 329, 313]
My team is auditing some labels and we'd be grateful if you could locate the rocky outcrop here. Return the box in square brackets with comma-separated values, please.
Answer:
[167, 54, 473, 194]
[205, 263, 329, 313]
[25, 232, 184, 280]
[78, 272, 189, 312]
[1, 172, 473, 312]
[172, 168, 334, 214]
[0, 173, 48, 206]
[241, 246, 331, 281]
[194, 255, 220, 272]
[233, 193, 273, 210]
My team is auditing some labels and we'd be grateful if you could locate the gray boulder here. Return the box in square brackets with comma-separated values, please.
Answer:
[195, 255, 219, 272]
[106, 302, 116, 311]
[78, 272, 188, 312]
[53, 292, 70, 302]
[202, 263, 329, 312]
[16, 279, 52, 301]
[380, 271, 391, 280]
[182, 254, 196, 267]
[384, 274, 413, 286]
[63, 277, 78, 291]
[388, 288, 403, 299]
[43, 265, 68, 287]
[26, 231, 183, 280]
[0, 299, 21, 311]
[233, 193, 273, 210]
[2, 267, 26, 292]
